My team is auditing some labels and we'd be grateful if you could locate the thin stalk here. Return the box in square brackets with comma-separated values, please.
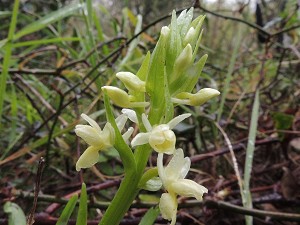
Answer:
[243, 89, 260, 225]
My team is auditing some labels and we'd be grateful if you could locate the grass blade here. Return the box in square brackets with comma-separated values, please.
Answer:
[243, 89, 260, 225]
[14, 3, 85, 40]
[13, 37, 80, 48]
[138, 207, 160, 225]
[0, 0, 19, 127]
[56, 195, 78, 225]
[76, 183, 87, 225]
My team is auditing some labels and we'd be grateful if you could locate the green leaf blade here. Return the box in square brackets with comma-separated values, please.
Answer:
[138, 207, 160, 225]
[56, 195, 79, 225]
[76, 183, 88, 225]
[14, 3, 85, 40]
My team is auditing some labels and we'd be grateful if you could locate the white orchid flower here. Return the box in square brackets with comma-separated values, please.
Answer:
[157, 148, 208, 225]
[75, 113, 132, 171]
[130, 113, 191, 154]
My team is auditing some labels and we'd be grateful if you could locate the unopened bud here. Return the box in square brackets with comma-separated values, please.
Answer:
[173, 44, 193, 78]
[102, 86, 149, 108]
[183, 27, 196, 46]
[161, 26, 170, 37]
[116, 72, 145, 92]
[172, 88, 220, 106]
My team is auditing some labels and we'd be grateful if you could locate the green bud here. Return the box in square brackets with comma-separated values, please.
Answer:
[116, 72, 146, 92]
[183, 27, 196, 46]
[102, 86, 149, 108]
[171, 44, 193, 83]
[172, 88, 220, 106]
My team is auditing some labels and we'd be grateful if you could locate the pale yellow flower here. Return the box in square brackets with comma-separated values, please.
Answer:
[157, 148, 208, 225]
[130, 113, 191, 154]
[75, 113, 132, 171]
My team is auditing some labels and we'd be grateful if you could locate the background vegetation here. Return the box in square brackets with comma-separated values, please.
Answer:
[1, 0, 300, 224]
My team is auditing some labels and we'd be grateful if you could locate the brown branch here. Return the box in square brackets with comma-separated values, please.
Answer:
[26, 157, 45, 225]
[205, 199, 300, 222]
[194, 0, 300, 40]
[191, 137, 279, 163]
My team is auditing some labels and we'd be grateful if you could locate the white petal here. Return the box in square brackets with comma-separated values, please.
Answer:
[80, 113, 102, 133]
[170, 179, 208, 201]
[115, 114, 128, 131]
[131, 133, 150, 147]
[180, 157, 191, 179]
[101, 122, 115, 147]
[122, 127, 134, 142]
[148, 125, 176, 154]
[76, 146, 100, 171]
[157, 153, 165, 183]
[165, 148, 188, 180]
[159, 193, 177, 223]
[75, 126, 103, 147]
[121, 109, 138, 124]
[142, 113, 152, 132]
[167, 113, 191, 129]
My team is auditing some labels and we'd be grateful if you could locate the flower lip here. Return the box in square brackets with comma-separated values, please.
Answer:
[149, 125, 176, 154]
[130, 113, 191, 154]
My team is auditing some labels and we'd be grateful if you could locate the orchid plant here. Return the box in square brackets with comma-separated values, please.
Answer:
[75, 8, 219, 225]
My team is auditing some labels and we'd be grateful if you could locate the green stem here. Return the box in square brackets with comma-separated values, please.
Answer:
[99, 170, 139, 225]
[99, 145, 152, 225]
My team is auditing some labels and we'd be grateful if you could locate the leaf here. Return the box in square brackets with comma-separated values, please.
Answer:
[138, 207, 160, 225]
[76, 183, 88, 225]
[4, 202, 26, 225]
[0, 0, 19, 128]
[272, 112, 294, 140]
[103, 92, 136, 174]
[272, 112, 294, 130]
[14, 3, 85, 40]
[56, 195, 78, 225]
[146, 27, 169, 124]
[165, 11, 181, 76]
[169, 54, 207, 96]
[243, 89, 260, 225]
